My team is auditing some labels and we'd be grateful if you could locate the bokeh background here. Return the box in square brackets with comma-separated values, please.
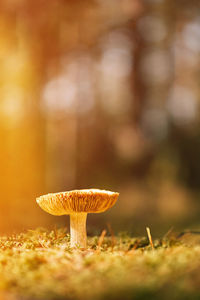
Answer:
[0, 0, 200, 236]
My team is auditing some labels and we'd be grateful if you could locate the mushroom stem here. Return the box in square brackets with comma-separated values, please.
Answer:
[70, 212, 87, 248]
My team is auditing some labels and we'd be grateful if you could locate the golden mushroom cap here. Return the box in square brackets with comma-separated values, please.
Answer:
[36, 188, 119, 216]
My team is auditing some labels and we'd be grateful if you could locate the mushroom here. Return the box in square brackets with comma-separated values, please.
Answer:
[36, 188, 119, 248]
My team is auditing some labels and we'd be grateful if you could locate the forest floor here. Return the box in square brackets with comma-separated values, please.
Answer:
[0, 228, 200, 300]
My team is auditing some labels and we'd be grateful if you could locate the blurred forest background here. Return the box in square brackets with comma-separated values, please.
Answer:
[0, 0, 200, 236]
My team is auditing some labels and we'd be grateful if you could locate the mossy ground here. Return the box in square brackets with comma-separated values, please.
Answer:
[0, 228, 200, 300]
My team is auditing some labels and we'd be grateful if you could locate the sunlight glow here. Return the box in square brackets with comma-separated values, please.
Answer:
[167, 86, 198, 125]
[42, 55, 95, 116]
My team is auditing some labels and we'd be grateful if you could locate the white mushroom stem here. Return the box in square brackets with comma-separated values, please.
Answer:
[70, 212, 87, 248]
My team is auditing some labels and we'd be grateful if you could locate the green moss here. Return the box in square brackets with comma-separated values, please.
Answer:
[0, 228, 199, 300]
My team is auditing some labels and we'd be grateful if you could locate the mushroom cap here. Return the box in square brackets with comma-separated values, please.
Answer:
[36, 188, 119, 216]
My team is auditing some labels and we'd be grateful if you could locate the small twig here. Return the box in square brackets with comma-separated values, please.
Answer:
[97, 229, 107, 249]
[163, 226, 174, 239]
[133, 240, 139, 250]
[146, 227, 154, 250]
[38, 239, 48, 248]
[125, 240, 140, 254]
[107, 223, 116, 248]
